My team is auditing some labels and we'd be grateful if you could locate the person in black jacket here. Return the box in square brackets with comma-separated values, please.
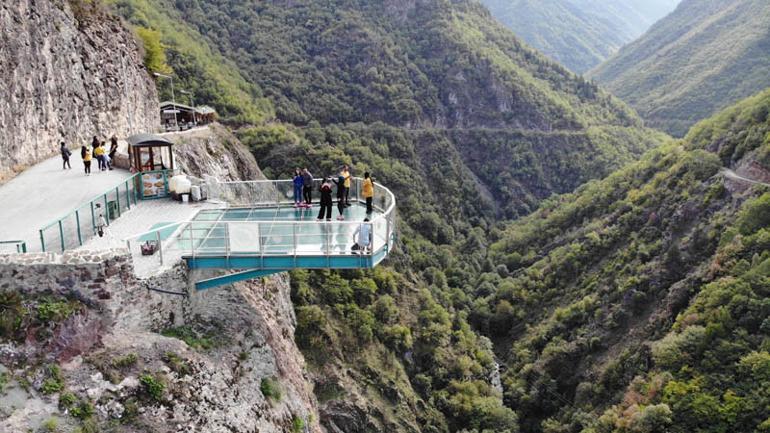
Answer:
[302, 168, 313, 206]
[60, 142, 71, 169]
[317, 178, 333, 221]
[332, 174, 346, 220]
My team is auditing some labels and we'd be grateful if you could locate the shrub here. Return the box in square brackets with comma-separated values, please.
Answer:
[70, 400, 95, 420]
[260, 377, 282, 402]
[112, 353, 138, 369]
[0, 290, 24, 339]
[59, 392, 77, 409]
[162, 325, 218, 350]
[139, 373, 165, 402]
[41, 418, 59, 432]
[41, 364, 64, 395]
[291, 415, 305, 433]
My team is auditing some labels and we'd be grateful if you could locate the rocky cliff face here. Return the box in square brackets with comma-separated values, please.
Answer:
[0, 252, 322, 433]
[0, 0, 159, 181]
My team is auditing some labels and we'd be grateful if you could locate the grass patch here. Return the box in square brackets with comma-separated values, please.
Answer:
[70, 400, 95, 420]
[112, 353, 138, 369]
[260, 377, 282, 402]
[162, 351, 192, 376]
[161, 325, 223, 350]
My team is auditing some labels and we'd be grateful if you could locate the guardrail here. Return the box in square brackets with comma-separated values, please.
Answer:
[124, 177, 396, 275]
[0, 240, 27, 253]
[38, 169, 173, 252]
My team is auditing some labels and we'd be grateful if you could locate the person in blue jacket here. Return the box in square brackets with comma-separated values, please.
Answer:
[293, 168, 304, 207]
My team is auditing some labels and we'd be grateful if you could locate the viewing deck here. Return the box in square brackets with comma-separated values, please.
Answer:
[125, 178, 396, 287]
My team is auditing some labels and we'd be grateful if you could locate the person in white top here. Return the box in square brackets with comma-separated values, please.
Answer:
[352, 218, 372, 254]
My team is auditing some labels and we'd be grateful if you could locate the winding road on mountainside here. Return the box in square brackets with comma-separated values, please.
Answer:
[721, 168, 770, 188]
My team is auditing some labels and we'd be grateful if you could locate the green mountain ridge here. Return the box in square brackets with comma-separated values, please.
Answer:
[590, 0, 770, 137]
[483, 88, 770, 432]
[479, 0, 679, 73]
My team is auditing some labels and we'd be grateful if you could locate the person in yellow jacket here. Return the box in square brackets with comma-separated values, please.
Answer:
[81, 145, 92, 176]
[341, 164, 352, 207]
[362, 172, 374, 214]
[93, 142, 106, 171]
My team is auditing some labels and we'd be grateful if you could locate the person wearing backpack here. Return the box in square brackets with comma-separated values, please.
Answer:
[60, 142, 72, 170]
[332, 174, 346, 220]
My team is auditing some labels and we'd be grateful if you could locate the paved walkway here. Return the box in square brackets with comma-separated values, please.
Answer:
[0, 154, 131, 252]
[722, 168, 770, 188]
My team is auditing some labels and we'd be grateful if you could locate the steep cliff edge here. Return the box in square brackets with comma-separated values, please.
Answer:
[0, 0, 159, 181]
[0, 252, 322, 433]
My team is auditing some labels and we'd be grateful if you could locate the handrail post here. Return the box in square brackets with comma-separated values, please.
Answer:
[58, 220, 65, 252]
[39, 230, 45, 252]
[103, 194, 110, 225]
[90, 201, 96, 235]
[75, 210, 82, 246]
[157, 230, 163, 266]
[115, 187, 121, 218]
[125, 180, 131, 209]
[293, 223, 297, 258]
[189, 222, 195, 259]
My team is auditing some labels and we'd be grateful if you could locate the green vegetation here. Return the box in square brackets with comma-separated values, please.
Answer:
[59, 391, 78, 410]
[161, 324, 223, 350]
[291, 416, 304, 433]
[0, 371, 8, 392]
[162, 351, 191, 376]
[591, 0, 770, 136]
[260, 377, 282, 402]
[41, 364, 65, 395]
[0, 292, 83, 343]
[136, 27, 171, 75]
[480, 0, 678, 73]
[41, 418, 59, 433]
[70, 400, 95, 420]
[480, 88, 770, 432]
[112, 353, 138, 369]
[139, 373, 165, 402]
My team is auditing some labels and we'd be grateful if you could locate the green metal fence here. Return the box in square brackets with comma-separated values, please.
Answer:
[0, 240, 27, 253]
[38, 170, 172, 252]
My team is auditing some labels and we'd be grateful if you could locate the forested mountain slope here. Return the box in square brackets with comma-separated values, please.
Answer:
[102, 1, 668, 432]
[479, 0, 679, 73]
[112, 0, 663, 218]
[591, 0, 770, 137]
[481, 88, 770, 432]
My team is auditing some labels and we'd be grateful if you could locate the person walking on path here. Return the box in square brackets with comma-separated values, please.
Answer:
[341, 164, 352, 206]
[81, 145, 92, 175]
[95, 203, 107, 237]
[302, 168, 313, 206]
[317, 178, 333, 221]
[108, 136, 118, 170]
[362, 172, 374, 214]
[293, 168, 304, 207]
[333, 174, 346, 220]
[60, 142, 71, 170]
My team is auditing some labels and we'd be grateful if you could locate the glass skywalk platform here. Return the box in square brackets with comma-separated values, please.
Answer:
[125, 178, 396, 288]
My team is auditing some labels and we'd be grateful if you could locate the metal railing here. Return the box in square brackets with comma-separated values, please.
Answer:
[37, 169, 173, 252]
[124, 177, 396, 275]
[0, 240, 27, 253]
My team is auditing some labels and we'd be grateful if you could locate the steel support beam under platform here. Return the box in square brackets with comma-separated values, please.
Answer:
[194, 268, 284, 291]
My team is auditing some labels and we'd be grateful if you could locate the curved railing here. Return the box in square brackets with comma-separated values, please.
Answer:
[124, 177, 396, 276]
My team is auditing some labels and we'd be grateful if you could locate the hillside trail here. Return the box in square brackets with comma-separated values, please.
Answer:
[721, 168, 770, 188]
[0, 153, 131, 251]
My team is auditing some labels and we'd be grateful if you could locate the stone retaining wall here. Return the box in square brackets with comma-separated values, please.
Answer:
[0, 249, 134, 301]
